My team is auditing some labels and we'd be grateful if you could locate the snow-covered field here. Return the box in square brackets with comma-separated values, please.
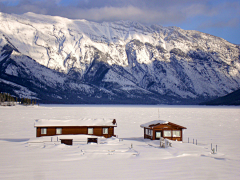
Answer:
[0, 105, 239, 179]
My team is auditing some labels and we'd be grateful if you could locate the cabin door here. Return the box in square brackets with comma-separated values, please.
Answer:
[155, 131, 162, 140]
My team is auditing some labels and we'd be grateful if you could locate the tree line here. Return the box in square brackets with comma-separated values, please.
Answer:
[0, 92, 37, 106]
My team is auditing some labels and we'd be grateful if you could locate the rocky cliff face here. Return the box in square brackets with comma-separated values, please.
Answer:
[0, 12, 239, 104]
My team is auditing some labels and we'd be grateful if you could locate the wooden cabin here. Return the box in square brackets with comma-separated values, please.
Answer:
[140, 120, 186, 141]
[34, 118, 117, 138]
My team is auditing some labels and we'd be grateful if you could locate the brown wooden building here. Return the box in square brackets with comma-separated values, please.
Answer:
[140, 120, 186, 141]
[34, 118, 117, 138]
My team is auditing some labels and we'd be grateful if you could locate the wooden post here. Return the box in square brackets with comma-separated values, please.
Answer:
[196, 139, 197, 145]
[188, 137, 189, 143]
[212, 148, 215, 154]
[193, 139, 194, 144]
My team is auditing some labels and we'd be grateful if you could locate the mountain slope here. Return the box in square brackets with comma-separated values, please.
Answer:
[0, 42, 170, 104]
[0, 12, 240, 104]
[200, 89, 240, 105]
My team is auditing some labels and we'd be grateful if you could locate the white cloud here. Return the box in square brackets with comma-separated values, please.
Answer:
[199, 18, 240, 29]
[0, 0, 239, 28]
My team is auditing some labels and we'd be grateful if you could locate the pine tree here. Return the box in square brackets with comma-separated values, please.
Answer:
[3, 93, 6, 102]
[0, 93, 2, 104]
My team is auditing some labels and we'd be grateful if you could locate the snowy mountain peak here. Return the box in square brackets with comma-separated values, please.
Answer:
[0, 12, 239, 104]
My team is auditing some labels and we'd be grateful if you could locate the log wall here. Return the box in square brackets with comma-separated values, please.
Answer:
[36, 126, 115, 138]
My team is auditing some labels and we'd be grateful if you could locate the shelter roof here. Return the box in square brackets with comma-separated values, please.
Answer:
[140, 120, 168, 128]
[140, 120, 186, 129]
[34, 118, 117, 127]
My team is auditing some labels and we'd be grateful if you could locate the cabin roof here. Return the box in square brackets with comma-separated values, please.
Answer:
[34, 118, 117, 127]
[140, 120, 186, 129]
[140, 120, 168, 128]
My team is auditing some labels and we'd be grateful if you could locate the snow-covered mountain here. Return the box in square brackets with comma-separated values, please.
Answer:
[0, 12, 240, 104]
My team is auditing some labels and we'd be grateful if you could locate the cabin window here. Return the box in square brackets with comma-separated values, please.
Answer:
[146, 129, 153, 136]
[88, 128, 93, 134]
[150, 130, 153, 136]
[103, 128, 108, 134]
[41, 128, 47, 134]
[156, 132, 161, 138]
[164, 130, 171, 137]
[56, 128, 62, 134]
[172, 130, 181, 137]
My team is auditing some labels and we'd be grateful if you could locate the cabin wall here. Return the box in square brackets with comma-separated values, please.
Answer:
[143, 128, 153, 140]
[36, 126, 115, 138]
[143, 127, 184, 141]
[154, 129, 183, 141]
[162, 129, 182, 141]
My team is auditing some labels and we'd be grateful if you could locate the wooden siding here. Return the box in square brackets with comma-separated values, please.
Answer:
[143, 126, 184, 141]
[36, 126, 115, 138]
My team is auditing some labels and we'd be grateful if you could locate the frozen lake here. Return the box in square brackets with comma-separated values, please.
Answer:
[0, 105, 239, 179]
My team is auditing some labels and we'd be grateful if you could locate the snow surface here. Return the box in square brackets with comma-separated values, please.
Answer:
[0, 105, 240, 179]
[28, 134, 106, 144]
[35, 118, 116, 127]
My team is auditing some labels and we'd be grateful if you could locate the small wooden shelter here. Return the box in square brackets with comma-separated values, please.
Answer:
[140, 120, 186, 141]
[34, 118, 117, 138]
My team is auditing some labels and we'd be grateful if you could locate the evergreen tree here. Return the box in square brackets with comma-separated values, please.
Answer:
[3, 93, 6, 102]
[0, 93, 3, 104]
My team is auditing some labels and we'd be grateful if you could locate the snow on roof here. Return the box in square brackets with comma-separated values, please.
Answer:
[140, 120, 168, 128]
[34, 118, 117, 127]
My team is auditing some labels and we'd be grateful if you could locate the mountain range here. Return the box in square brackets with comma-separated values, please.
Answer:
[0, 12, 240, 104]
[200, 88, 240, 105]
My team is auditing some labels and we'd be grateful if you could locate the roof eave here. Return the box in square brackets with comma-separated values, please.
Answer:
[34, 125, 117, 127]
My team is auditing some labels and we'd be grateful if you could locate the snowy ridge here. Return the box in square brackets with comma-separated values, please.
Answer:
[0, 78, 37, 99]
[0, 12, 240, 104]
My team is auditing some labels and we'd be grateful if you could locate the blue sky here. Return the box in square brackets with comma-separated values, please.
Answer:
[0, 0, 239, 44]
